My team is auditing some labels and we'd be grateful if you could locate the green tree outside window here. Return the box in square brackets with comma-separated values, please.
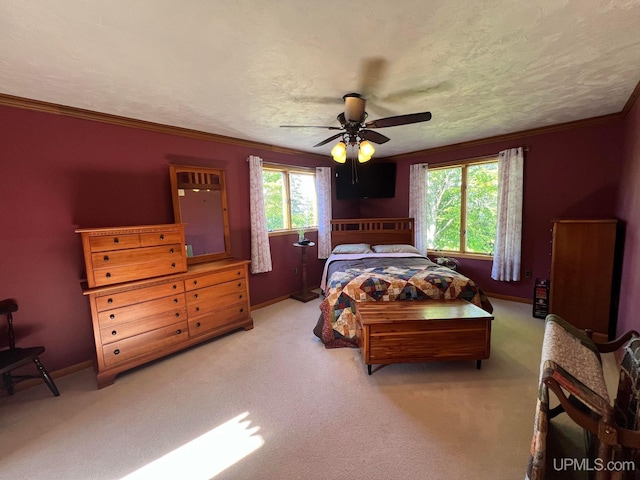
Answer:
[262, 166, 317, 232]
[427, 160, 498, 255]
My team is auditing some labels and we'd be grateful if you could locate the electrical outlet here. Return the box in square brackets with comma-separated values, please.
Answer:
[525, 269, 531, 279]
[293, 267, 298, 274]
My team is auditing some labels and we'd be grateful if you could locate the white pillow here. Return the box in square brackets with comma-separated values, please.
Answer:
[331, 243, 373, 254]
[371, 244, 422, 254]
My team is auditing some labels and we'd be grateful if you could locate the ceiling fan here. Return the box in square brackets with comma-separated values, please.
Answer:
[280, 92, 432, 163]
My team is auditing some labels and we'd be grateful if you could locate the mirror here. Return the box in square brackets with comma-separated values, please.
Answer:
[169, 165, 231, 264]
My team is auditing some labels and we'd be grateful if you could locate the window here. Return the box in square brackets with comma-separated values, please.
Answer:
[262, 164, 317, 233]
[427, 158, 498, 255]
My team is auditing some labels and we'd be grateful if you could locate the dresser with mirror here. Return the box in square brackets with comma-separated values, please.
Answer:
[78, 165, 252, 388]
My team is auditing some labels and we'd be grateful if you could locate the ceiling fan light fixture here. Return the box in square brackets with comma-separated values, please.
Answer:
[331, 141, 347, 163]
[357, 151, 372, 163]
[359, 140, 375, 158]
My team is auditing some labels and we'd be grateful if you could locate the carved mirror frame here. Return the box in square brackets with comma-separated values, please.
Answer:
[169, 165, 231, 264]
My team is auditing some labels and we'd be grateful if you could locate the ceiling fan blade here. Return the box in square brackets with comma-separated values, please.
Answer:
[379, 82, 451, 103]
[313, 132, 345, 147]
[359, 129, 390, 144]
[289, 95, 343, 105]
[280, 125, 342, 130]
[358, 57, 388, 98]
[365, 112, 432, 129]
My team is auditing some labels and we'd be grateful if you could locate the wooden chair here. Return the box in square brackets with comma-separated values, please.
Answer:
[0, 298, 60, 396]
[544, 330, 640, 480]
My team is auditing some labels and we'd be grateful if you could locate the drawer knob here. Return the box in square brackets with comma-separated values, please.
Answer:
[196, 322, 201, 327]
[172, 284, 177, 289]
[103, 255, 109, 262]
[194, 293, 199, 298]
[175, 312, 180, 318]
[110, 314, 115, 320]
[113, 238, 119, 244]
[193, 280, 198, 285]
[174, 298, 178, 303]
[240, 308, 244, 312]
[176, 329, 182, 334]
[238, 282, 241, 287]
[111, 330, 117, 336]
[169, 248, 174, 254]
[114, 349, 120, 355]
[237, 271, 241, 276]
[106, 273, 112, 278]
[107, 298, 113, 304]
[160, 234, 165, 240]
[196, 307, 200, 312]
[171, 263, 176, 268]
[239, 294, 243, 299]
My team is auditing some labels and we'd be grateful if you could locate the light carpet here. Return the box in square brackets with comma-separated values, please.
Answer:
[0, 296, 612, 479]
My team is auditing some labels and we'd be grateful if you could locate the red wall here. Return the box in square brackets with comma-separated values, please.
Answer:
[0, 105, 330, 371]
[0, 101, 633, 372]
[616, 96, 640, 335]
[363, 119, 624, 301]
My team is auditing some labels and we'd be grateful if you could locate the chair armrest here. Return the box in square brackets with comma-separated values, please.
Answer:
[615, 426, 640, 449]
[543, 376, 602, 436]
[586, 329, 640, 353]
[545, 375, 640, 450]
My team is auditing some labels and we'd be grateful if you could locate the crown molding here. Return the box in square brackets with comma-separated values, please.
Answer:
[0, 92, 328, 160]
[0, 92, 630, 161]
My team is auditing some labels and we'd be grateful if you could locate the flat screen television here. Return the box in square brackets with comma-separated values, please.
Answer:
[335, 161, 396, 199]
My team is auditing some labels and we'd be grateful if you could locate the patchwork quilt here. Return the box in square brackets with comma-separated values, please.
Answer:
[317, 260, 493, 348]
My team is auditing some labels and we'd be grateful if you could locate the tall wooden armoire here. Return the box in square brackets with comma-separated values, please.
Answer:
[549, 219, 621, 341]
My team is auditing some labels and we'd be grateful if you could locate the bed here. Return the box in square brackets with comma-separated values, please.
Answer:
[314, 217, 493, 348]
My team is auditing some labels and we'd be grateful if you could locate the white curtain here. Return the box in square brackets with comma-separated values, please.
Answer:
[491, 147, 524, 281]
[409, 163, 429, 254]
[248, 155, 273, 274]
[315, 167, 332, 259]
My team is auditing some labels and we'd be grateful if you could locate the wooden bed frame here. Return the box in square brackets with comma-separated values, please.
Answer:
[328, 217, 493, 375]
[330, 217, 414, 249]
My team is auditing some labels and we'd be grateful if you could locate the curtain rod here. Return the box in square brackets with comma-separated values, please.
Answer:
[413, 147, 529, 168]
[246, 158, 320, 169]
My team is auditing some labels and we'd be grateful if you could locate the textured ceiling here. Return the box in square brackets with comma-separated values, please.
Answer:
[1, 1, 640, 157]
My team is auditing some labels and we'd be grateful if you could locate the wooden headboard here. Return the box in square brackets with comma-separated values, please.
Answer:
[330, 218, 415, 249]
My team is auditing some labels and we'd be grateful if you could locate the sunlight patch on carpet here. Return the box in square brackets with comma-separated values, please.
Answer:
[120, 412, 264, 480]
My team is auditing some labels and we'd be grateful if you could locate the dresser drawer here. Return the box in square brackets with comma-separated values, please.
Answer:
[97, 294, 186, 328]
[140, 230, 183, 247]
[89, 234, 140, 252]
[91, 244, 183, 270]
[186, 279, 246, 303]
[92, 259, 185, 287]
[187, 290, 247, 317]
[100, 307, 187, 345]
[94, 281, 185, 312]
[102, 321, 188, 368]
[185, 267, 245, 291]
[188, 301, 250, 337]
[77, 224, 187, 288]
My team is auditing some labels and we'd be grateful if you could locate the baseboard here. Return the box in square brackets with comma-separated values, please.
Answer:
[485, 293, 531, 304]
[252, 285, 322, 311]
[5, 359, 94, 394]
